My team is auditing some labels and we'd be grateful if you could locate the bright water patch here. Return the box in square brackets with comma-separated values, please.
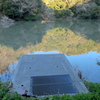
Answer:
[66, 51, 100, 83]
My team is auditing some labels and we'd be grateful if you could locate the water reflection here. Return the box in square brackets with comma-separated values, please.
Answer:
[0, 62, 18, 82]
[33, 51, 100, 83]
[34, 27, 100, 55]
[66, 51, 100, 83]
[70, 20, 100, 42]
[0, 51, 100, 83]
[0, 21, 47, 50]
[0, 20, 100, 83]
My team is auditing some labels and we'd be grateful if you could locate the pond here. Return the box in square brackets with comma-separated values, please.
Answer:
[0, 19, 100, 83]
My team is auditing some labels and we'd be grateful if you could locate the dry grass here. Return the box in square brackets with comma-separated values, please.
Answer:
[0, 45, 34, 74]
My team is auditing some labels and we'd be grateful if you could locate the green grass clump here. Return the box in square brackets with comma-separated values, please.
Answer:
[0, 81, 9, 100]
[84, 81, 100, 93]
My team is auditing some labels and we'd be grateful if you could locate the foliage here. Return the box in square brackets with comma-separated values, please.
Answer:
[90, 6, 100, 19]
[80, 6, 100, 19]
[79, 13, 91, 19]
[94, 0, 100, 6]
[0, 0, 42, 21]
[71, 3, 100, 19]
[54, 9, 74, 18]
[73, 92, 100, 100]
[84, 81, 100, 93]
[0, 0, 100, 20]
[0, 0, 20, 20]
[42, 0, 84, 10]
[42, 0, 100, 20]
[34, 27, 97, 55]
[23, 14, 36, 21]
[2, 93, 23, 100]
[0, 81, 9, 100]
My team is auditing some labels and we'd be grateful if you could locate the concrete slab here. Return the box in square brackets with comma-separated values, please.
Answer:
[12, 54, 88, 96]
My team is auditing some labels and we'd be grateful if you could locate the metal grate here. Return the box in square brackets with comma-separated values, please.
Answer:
[30, 74, 78, 96]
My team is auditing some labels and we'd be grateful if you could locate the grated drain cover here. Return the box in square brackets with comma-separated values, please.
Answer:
[30, 74, 78, 96]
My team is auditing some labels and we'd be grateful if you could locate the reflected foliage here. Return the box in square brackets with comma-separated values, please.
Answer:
[70, 20, 100, 43]
[1, 20, 100, 72]
[34, 27, 98, 55]
[0, 45, 35, 73]
[0, 21, 46, 50]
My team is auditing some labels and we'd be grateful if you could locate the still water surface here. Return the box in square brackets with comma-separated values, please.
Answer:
[0, 19, 100, 83]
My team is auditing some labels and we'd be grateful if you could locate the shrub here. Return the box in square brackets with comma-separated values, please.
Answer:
[23, 14, 36, 21]
[84, 81, 100, 93]
[54, 9, 74, 18]
[60, 94, 72, 100]
[52, 95, 60, 100]
[79, 13, 91, 19]
[72, 93, 100, 100]
[0, 0, 21, 20]
[94, 0, 100, 6]
[0, 0, 42, 21]
[2, 93, 23, 100]
[90, 6, 100, 19]
[42, 0, 84, 10]
[0, 81, 9, 100]
[74, 5, 100, 19]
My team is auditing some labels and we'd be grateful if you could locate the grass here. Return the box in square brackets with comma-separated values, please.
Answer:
[0, 81, 100, 100]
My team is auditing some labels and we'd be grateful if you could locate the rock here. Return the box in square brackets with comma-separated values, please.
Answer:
[0, 16, 15, 28]
[0, 16, 14, 23]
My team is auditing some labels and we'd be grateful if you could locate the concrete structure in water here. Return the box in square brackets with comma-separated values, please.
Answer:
[12, 54, 88, 96]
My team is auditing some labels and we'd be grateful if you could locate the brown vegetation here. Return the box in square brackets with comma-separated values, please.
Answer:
[0, 45, 34, 74]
